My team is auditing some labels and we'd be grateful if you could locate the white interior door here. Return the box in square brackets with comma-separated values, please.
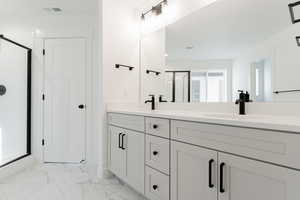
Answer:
[43, 38, 87, 163]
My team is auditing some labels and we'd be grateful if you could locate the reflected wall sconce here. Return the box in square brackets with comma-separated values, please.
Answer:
[289, 1, 300, 24]
[296, 36, 300, 46]
[141, 0, 168, 20]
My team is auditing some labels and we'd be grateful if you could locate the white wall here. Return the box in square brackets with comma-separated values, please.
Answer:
[140, 0, 220, 34]
[0, 14, 100, 177]
[102, 0, 140, 104]
[101, 0, 141, 176]
[233, 23, 300, 102]
[141, 28, 166, 103]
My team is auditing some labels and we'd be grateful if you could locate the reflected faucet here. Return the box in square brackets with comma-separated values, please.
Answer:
[145, 95, 155, 110]
[235, 90, 252, 115]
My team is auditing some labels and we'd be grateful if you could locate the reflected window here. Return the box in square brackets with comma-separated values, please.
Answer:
[191, 70, 227, 102]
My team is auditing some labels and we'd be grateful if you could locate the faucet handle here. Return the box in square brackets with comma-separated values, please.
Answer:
[149, 94, 155, 97]
[238, 90, 244, 93]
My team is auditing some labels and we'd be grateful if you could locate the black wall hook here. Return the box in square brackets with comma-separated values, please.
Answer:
[115, 64, 134, 71]
[146, 70, 160, 76]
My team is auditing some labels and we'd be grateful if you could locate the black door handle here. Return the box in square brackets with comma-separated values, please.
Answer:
[152, 185, 158, 190]
[121, 134, 126, 150]
[78, 104, 85, 109]
[209, 159, 215, 188]
[220, 162, 226, 193]
[118, 133, 123, 149]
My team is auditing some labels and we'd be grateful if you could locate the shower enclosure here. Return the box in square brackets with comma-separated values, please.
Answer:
[0, 35, 31, 168]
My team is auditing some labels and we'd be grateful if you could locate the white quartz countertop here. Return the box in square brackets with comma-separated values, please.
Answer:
[107, 108, 300, 133]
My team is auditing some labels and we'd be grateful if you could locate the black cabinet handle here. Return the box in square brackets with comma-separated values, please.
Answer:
[152, 185, 158, 190]
[209, 159, 215, 188]
[220, 163, 226, 193]
[153, 124, 158, 129]
[78, 104, 85, 109]
[153, 151, 159, 156]
[121, 134, 126, 150]
[118, 133, 122, 149]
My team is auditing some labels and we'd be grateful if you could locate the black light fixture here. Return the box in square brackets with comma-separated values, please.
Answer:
[296, 36, 300, 46]
[141, 0, 168, 20]
[289, 1, 300, 24]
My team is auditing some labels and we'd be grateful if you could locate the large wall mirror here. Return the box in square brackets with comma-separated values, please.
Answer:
[141, 0, 300, 103]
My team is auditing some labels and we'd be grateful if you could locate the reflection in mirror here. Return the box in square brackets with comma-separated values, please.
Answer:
[141, 0, 300, 103]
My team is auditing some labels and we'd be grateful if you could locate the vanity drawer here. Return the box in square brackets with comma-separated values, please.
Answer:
[146, 117, 170, 138]
[145, 166, 170, 200]
[171, 120, 300, 169]
[108, 113, 144, 132]
[146, 135, 170, 174]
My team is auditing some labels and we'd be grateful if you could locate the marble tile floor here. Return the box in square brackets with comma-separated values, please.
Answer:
[0, 164, 146, 200]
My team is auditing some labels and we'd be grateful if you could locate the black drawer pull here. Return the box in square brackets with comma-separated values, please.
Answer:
[152, 185, 158, 190]
[209, 159, 214, 188]
[153, 124, 158, 129]
[220, 162, 226, 193]
[153, 151, 159, 156]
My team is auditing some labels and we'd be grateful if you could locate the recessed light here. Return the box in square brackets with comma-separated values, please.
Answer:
[186, 46, 194, 50]
[43, 8, 63, 13]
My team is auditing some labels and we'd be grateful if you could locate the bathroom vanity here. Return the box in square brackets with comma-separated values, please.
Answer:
[107, 110, 300, 200]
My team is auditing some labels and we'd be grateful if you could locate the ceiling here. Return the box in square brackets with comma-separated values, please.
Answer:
[166, 0, 291, 61]
[0, 0, 98, 16]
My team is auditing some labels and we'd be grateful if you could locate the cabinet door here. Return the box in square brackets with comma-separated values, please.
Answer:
[218, 153, 300, 200]
[171, 141, 218, 200]
[109, 126, 126, 179]
[124, 129, 145, 194]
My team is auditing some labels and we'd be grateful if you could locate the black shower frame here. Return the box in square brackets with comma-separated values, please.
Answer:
[0, 35, 32, 168]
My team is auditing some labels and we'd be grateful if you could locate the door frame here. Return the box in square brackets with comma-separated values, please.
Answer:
[165, 70, 191, 102]
[41, 37, 89, 163]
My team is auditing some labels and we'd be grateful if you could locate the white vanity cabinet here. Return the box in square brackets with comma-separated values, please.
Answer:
[171, 141, 218, 200]
[171, 140, 300, 200]
[108, 113, 145, 194]
[107, 112, 300, 200]
[218, 153, 300, 200]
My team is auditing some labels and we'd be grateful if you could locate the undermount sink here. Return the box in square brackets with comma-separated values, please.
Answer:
[203, 113, 264, 120]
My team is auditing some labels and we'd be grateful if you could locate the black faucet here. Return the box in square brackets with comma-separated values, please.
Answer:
[159, 95, 168, 103]
[235, 90, 252, 115]
[145, 95, 155, 110]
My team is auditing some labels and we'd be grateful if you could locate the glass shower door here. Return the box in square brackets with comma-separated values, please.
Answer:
[0, 35, 31, 167]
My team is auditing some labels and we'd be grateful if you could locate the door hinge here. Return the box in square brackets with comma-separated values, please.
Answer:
[42, 139, 45, 146]
[42, 94, 45, 101]
[43, 49, 45, 55]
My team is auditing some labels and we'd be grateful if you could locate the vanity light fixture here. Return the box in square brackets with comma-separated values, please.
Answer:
[296, 36, 300, 46]
[289, 1, 300, 24]
[141, 0, 168, 20]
